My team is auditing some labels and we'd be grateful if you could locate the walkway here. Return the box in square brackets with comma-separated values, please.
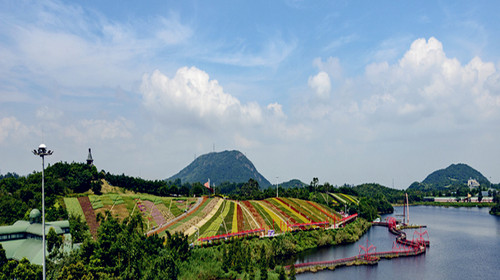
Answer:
[287, 217, 429, 273]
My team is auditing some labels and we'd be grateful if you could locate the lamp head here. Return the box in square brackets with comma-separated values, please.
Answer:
[38, 144, 47, 154]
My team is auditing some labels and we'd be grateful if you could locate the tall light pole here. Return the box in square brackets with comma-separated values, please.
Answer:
[33, 144, 53, 280]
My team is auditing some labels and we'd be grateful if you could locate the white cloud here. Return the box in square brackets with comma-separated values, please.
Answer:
[141, 67, 265, 128]
[296, 36, 500, 155]
[65, 118, 133, 144]
[0, 117, 29, 143]
[36, 106, 63, 120]
[354, 37, 500, 123]
[155, 13, 193, 45]
[313, 57, 343, 81]
[308, 71, 331, 99]
[203, 37, 297, 67]
[0, 0, 192, 91]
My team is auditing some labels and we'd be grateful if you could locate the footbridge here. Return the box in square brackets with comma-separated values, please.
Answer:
[287, 217, 429, 273]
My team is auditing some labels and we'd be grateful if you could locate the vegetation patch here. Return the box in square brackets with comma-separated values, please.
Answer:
[63, 197, 84, 219]
[88, 195, 104, 209]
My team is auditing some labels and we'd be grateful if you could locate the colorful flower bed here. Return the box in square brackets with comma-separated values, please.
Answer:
[264, 199, 298, 224]
[329, 193, 346, 204]
[232, 202, 239, 233]
[242, 200, 266, 228]
[183, 198, 222, 236]
[306, 200, 340, 223]
[337, 193, 359, 205]
[151, 196, 208, 236]
[143, 200, 167, 227]
[222, 201, 235, 234]
[199, 200, 228, 238]
[273, 197, 311, 223]
[281, 197, 321, 222]
[250, 201, 275, 230]
[255, 201, 288, 232]
[288, 198, 327, 222]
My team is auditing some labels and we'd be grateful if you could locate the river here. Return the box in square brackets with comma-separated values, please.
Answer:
[295, 206, 500, 279]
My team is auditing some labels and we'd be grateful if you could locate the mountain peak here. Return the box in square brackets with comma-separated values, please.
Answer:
[408, 163, 489, 190]
[168, 150, 271, 187]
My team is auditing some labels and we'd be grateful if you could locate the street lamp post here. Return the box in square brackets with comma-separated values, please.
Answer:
[33, 144, 53, 280]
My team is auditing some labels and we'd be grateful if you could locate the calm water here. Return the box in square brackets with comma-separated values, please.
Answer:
[296, 206, 500, 279]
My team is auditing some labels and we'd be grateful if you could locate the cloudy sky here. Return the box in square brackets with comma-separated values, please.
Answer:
[1, 0, 499, 188]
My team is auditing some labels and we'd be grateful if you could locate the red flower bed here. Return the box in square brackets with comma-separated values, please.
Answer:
[78, 196, 99, 239]
[242, 201, 266, 228]
[236, 204, 244, 232]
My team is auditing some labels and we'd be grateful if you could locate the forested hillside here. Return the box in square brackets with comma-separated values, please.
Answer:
[0, 162, 99, 225]
[168, 150, 272, 188]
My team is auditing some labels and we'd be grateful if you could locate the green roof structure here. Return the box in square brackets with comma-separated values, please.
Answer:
[0, 209, 71, 265]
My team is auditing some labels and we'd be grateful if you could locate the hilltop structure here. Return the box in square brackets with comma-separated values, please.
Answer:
[87, 148, 94, 166]
[0, 209, 70, 265]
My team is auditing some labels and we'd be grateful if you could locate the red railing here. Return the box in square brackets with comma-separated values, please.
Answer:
[198, 228, 265, 242]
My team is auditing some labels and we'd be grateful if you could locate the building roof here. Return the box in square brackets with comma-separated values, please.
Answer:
[0, 212, 72, 265]
[1, 234, 74, 265]
[0, 217, 69, 236]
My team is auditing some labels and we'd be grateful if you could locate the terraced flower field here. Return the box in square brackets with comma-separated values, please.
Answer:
[64, 187, 344, 244]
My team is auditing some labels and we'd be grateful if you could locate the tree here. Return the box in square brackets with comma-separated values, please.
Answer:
[57, 261, 93, 280]
[478, 190, 483, 202]
[69, 214, 89, 244]
[259, 266, 268, 280]
[277, 266, 287, 280]
[289, 263, 296, 280]
[142, 250, 178, 280]
[47, 227, 63, 258]
[12, 258, 41, 280]
[0, 244, 7, 268]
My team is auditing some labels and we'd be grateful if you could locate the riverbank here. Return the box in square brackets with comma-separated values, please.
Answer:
[393, 201, 494, 208]
[178, 218, 372, 279]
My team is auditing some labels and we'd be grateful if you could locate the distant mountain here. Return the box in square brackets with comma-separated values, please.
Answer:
[408, 163, 490, 191]
[279, 179, 307, 189]
[167, 150, 271, 188]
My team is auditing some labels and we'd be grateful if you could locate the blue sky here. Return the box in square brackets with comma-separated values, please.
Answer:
[1, 0, 499, 188]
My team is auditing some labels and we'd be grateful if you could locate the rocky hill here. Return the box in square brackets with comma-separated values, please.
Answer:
[408, 163, 490, 191]
[167, 150, 271, 188]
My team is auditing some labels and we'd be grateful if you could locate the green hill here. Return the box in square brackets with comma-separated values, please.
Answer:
[353, 183, 403, 204]
[408, 163, 490, 191]
[279, 179, 307, 189]
[168, 150, 272, 188]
